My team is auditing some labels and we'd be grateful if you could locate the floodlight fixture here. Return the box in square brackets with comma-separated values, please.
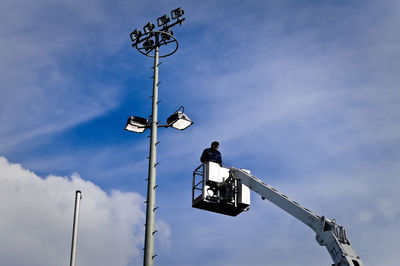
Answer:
[157, 15, 170, 27]
[125, 116, 149, 133]
[130, 29, 142, 42]
[143, 39, 155, 51]
[171, 7, 184, 19]
[166, 106, 193, 130]
[143, 22, 155, 34]
[162, 29, 173, 40]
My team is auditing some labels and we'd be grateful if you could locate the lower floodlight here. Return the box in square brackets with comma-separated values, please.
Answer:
[171, 7, 184, 19]
[157, 15, 170, 27]
[166, 106, 193, 130]
[130, 29, 142, 42]
[143, 22, 155, 34]
[125, 116, 149, 133]
[162, 29, 173, 40]
[143, 39, 155, 51]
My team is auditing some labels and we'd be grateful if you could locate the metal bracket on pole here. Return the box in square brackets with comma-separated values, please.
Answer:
[152, 230, 158, 235]
[153, 207, 159, 212]
[152, 62, 162, 68]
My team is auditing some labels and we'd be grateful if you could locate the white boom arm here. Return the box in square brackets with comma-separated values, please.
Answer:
[231, 168, 364, 266]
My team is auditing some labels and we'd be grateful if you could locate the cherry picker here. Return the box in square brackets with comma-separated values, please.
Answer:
[192, 162, 364, 266]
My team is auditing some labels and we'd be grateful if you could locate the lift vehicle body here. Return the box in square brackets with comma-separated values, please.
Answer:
[192, 162, 364, 266]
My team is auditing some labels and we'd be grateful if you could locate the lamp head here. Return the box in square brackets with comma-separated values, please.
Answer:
[125, 116, 149, 133]
[167, 107, 193, 130]
[130, 29, 142, 42]
[143, 38, 155, 51]
[171, 7, 184, 19]
[162, 29, 173, 40]
[143, 22, 155, 34]
[157, 15, 170, 27]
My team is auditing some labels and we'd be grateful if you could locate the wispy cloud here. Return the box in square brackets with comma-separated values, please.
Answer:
[146, 2, 400, 265]
[0, 0, 155, 150]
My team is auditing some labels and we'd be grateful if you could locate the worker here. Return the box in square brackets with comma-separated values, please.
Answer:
[200, 141, 222, 166]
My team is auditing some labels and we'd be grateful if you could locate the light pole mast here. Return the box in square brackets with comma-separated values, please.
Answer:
[125, 8, 190, 266]
[144, 41, 159, 266]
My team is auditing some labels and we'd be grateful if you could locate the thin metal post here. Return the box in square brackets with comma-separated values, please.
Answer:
[144, 33, 160, 266]
[70, 190, 82, 266]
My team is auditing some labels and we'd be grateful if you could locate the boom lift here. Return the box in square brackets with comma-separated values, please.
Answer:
[192, 162, 364, 266]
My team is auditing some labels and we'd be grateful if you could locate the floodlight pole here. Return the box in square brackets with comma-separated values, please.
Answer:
[129, 11, 186, 266]
[144, 36, 159, 266]
[70, 190, 82, 266]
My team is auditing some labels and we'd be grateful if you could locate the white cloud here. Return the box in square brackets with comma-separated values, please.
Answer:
[0, 156, 166, 266]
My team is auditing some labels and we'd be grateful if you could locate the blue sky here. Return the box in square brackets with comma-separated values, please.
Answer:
[1, 0, 399, 265]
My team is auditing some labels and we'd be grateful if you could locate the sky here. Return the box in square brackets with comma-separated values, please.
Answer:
[0, 0, 399, 265]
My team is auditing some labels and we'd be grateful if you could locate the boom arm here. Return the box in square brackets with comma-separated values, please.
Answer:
[231, 168, 363, 266]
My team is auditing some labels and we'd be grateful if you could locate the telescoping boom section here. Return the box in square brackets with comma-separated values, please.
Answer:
[192, 162, 364, 266]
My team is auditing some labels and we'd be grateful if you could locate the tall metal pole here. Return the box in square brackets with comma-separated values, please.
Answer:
[70, 190, 82, 266]
[143, 33, 159, 266]
[128, 12, 187, 264]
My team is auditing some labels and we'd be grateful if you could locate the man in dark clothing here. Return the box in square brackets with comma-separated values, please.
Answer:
[200, 141, 222, 166]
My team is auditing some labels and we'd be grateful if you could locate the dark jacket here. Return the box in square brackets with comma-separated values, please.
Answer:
[200, 148, 222, 165]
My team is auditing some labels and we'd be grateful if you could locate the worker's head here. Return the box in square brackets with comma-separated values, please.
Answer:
[211, 141, 219, 149]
